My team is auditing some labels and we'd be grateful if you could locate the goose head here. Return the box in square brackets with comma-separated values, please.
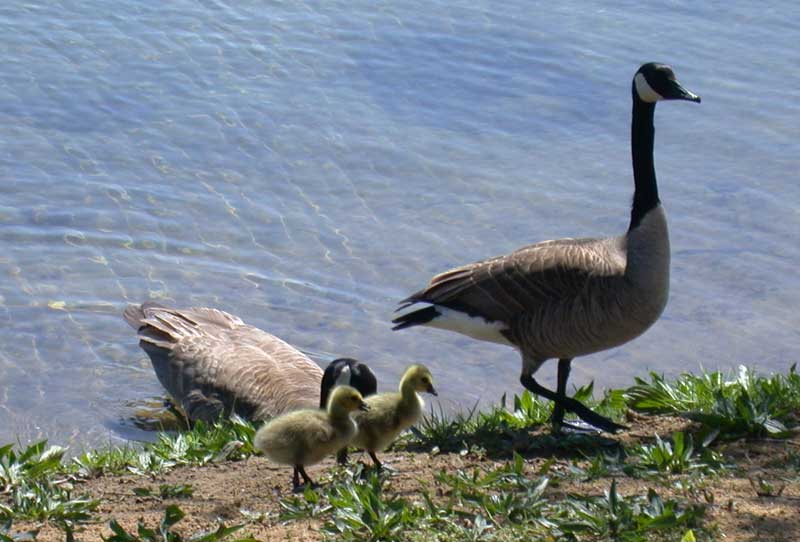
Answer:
[319, 357, 378, 409]
[327, 385, 370, 413]
[401, 364, 438, 396]
[633, 63, 701, 104]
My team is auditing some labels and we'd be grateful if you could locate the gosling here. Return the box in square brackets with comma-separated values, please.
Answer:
[254, 385, 369, 490]
[351, 364, 437, 469]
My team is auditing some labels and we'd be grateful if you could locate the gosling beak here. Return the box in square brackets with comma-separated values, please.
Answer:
[427, 384, 438, 396]
[358, 402, 370, 412]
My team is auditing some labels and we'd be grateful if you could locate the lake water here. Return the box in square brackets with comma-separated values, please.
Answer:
[1, 1, 798, 450]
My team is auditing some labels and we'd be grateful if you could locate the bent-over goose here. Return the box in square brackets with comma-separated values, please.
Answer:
[319, 357, 377, 409]
[123, 301, 377, 422]
[392, 63, 700, 433]
[254, 385, 369, 489]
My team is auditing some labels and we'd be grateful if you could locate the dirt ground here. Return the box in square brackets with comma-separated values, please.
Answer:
[17, 417, 800, 541]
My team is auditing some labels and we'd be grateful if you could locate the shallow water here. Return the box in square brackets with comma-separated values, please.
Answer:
[0, 1, 798, 449]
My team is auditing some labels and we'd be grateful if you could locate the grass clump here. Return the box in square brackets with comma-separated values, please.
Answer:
[559, 480, 706, 541]
[629, 432, 726, 476]
[278, 455, 709, 542]
[323, 472, 427, 542]
[1, 442, 67, 492]
[103, 504, 253, 542]
[409, 386, 627, 458]
[625, 365, 800, 440]
[0, 441, 99, 526]
[142, 416, 256, 470]
[71, 446, 142, 478]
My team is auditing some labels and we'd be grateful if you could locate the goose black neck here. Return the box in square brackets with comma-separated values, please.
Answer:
[629, 93, 658, 231]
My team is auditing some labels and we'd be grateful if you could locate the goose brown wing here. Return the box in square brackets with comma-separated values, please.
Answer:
[126, 303, 323, 420]
[401, 237, 624, 322]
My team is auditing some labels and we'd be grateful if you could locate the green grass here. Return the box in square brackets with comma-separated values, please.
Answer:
[0, 417, 260, 538]
[278, 457, 709, 542]
[1, 366, 799, 540]
[629, 432, 726, 476]
[625, 365, 800, 440]
[0, 441, 100, 527]
[102, 505, 254, 542]
[407, 386, 628, 458]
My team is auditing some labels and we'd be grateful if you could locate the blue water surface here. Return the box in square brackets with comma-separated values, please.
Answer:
[0, 1, 798, 448]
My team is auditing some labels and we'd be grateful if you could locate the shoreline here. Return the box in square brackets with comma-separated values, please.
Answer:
[2, 366, 798, 541]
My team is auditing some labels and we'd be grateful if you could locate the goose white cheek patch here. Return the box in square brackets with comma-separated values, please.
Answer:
[634, 73, 663, 102]
[334, 366, 352, 387]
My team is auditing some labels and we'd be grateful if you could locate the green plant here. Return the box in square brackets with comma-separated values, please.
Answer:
[103, 505, 252, 542]
[0, 442, 66, 492]
[278, 486, 330, 521]
[71, 446, 141, 478]
[561, 481, 706, 541]
[145, 416, 256, 468]
[631, 432, 725, 475]
[498, 390, 552, 429]
[322, 472, 426, 541]
[570, 449, 627, 480]
[625, 366, 799, 440]
[5, 479, 99, 523]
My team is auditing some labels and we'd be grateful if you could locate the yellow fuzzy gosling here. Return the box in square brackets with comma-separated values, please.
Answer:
[254, 385, 368, 489]
[351, 364, 437, 469]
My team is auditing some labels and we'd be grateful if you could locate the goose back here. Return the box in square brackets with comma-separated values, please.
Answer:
[124, 302, 323, 422]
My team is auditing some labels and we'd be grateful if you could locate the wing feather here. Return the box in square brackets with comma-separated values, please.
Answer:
[403, 237, 625, 322]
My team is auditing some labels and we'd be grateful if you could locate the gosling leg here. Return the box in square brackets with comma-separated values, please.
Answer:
[292, 465, 315, 492]
[336, 448, 349, 465]
[519, 373, 626, 433]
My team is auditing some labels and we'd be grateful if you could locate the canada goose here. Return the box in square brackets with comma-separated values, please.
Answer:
[254, 385, 369, 489]
[392, 63, 700, 433]
[123, 301, 377, 422]
[319, 357, 378, 409]
[351, 364, 437, 469]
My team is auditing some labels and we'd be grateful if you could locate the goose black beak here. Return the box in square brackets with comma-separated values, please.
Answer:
[670, 80, 701, 103]
[359, 402, 370, 412]
[427, 385, 438, 396]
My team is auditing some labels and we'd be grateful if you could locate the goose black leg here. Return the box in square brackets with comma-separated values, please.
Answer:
[336, 448, 349, 465]
[520, 373, 626, 433]
[551, 358, 571, 432]
[368, 451, 383, 470]
[292, 466, 301, 490]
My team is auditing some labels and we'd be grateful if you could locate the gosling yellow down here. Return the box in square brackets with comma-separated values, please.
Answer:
[254, 385, 369, 489]
[351, 364, 437, 469]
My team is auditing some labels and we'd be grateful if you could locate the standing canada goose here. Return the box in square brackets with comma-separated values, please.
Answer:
[123, 301, 377, 422]
[351, 364, 437, 469]
[254, 385, 369, 489]
[392, 63, 700, 433]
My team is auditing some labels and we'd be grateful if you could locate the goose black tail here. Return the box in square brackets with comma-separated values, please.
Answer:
[392, 306, 441, 331]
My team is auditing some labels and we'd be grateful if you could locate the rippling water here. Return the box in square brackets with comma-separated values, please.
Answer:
[1, 1, 798, 449]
